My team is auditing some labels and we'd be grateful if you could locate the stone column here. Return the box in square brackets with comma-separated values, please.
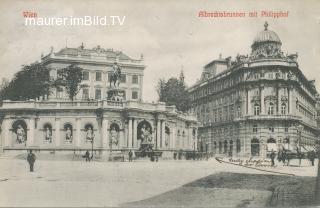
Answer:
[247, 89, 252, 115]
[171, 127, 176, 149]
[288, 87, 293, 114]
[3, 118, 10, 147]
[188, 127, 193, 149]
[246, 88, 249, 115]
[133, 119, 137, 148]
[156, 120, 161, 149]
[260, 87, 265, 114]
[194, 129, 198, 151]
[161, 121, 166, 149]
[102, 118, 108, 149]
[76, 118, 81, 147]
[128, 118, 132, 148]
[27, 118, 35, 147]
[55, 118, 60, 147]
[277, 87, 281, 114]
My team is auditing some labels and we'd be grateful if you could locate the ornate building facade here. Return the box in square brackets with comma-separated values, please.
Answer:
[0, 45, 198, 159]
[189, 22, 319, 158]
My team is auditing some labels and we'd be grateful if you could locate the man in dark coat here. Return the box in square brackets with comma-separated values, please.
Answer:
[309, 150, 316, 166]
[27, 150, 36, 172]
[270, 150, 276, 166]
[128, 150, 133, 162]
[85, 150, 90, 162]
[282, 150, 287, 165]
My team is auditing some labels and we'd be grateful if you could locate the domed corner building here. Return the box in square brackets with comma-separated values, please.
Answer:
[189, 22, 319, 158]
[0, 44, 198, 160]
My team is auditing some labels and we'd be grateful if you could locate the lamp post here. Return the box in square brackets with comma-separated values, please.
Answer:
[90, 137, 94, 160]
[296, 124, 304, 166]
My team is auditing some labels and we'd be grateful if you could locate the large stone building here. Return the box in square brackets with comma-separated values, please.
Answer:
[189, 22, 319, 158]
[0, 44, 198, 159]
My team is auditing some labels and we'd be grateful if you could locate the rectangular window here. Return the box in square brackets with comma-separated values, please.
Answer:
[108, 73, 112, 81]
[121, 74, 126, 83]
[56, 88, 63, 98]
[95, 72, 102, 81]
[132, 91, 138, 99]
[95, 89, 101, 100]
[132, 75, 139, 84]
[82, 88, 89, 99]
[82, 71, 89, 81]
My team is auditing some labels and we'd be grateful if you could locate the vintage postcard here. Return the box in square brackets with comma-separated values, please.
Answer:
[0, 0, 319, 207]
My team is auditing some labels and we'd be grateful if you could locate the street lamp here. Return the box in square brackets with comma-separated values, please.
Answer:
[296, 124, 304, 166]
[89, 136, 94, 160]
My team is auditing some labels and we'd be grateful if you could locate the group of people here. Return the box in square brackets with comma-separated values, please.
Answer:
[269, 149, 317, 166]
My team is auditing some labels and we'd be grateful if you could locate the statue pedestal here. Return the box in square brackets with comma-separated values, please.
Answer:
[107, 88, 125, 102]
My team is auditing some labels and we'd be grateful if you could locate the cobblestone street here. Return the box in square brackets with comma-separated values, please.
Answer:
[0, 157, 317, 207]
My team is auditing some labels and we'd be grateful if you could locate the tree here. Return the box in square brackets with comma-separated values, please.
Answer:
[54, 64, 84, 101]
[156, 71, 191, 112]
[0, 62, 51, 101]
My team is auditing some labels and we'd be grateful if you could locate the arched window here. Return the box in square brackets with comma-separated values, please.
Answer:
[229, 140, 233, 156]
[267, 138, 277, 151]
[223, 140, 228, 154]
[237, 106, 241, 117]
[254, 104, 260, 115]
[281, 103, 286, 115]
[284, 137, 290, 150]
[236, 139, 241, 153]
[268, 102, 274, 115]
[251, 138, 260, 156]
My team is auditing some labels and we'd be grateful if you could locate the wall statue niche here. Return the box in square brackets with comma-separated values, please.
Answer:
[44, 123, 52, 143]
[85, 124, 94, 143]
[12, 120, 27, 145]
[109, 123, 120, 148]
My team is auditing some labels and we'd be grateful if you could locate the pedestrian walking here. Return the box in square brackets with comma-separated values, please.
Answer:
[128, 150, 133, 162]
[286, 152, 291, 166]
[309, 150, 316, 166]
[27, 150, 36, 172]
[85, 150, 90, 162]
[282, 150, 287, 165]
[277, 150, 282, 163]
[270, 150, 276, 167]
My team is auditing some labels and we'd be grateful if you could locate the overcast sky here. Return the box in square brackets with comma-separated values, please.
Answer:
[0, 0, 319, 101]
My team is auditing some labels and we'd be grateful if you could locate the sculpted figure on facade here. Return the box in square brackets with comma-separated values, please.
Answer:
[45, 127, 52, 143]
[86, 126, 94, 142]
[65, 127, 72, 142]
[16, 125, 26, 144]
[109, 62, 122, 88]
[140, 124, 152, 144]
[109, 126, 119, 147]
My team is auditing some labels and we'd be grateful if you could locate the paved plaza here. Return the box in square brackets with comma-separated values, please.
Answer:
[0, 157, 317, 207]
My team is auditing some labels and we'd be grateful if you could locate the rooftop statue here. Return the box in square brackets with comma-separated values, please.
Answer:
[109, 62, 122, 88]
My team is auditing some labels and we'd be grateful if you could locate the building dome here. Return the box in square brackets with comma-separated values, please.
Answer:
[252, 22, 282, 48]
[250, 22, 284, 59]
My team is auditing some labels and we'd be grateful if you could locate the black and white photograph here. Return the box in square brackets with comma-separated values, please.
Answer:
[0, 0, 320, 207]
